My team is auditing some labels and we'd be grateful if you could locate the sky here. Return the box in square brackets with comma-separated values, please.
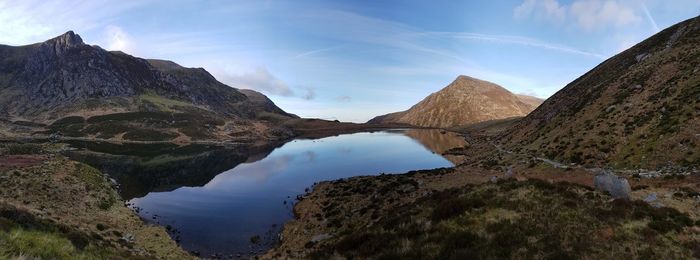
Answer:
[1, 0, 699, 122]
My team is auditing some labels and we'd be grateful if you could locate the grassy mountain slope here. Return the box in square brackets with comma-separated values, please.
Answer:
[502, 15, 700, 170]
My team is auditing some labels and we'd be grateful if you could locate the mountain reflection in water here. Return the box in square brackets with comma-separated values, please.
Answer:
[65, 129, 467, 257]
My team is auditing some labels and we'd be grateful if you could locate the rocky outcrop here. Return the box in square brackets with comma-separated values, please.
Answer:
[368, 75, 542, 128]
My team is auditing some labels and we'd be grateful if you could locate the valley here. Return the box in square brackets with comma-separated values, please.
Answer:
[1, 4, 700, 260]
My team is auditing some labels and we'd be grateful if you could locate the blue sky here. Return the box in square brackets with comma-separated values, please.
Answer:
[1, 0, 699, 122]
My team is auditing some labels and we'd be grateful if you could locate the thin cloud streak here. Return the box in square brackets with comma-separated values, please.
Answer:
[443, 32, 607, 59]
[297, 9, 472, 64]
[291, 45, 344, 60]
[641, 3, 660, 33]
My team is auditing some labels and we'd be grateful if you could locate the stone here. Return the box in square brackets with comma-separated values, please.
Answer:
[643, 193, 657, 203]
[635, 53, 648, 62]
[505, 166, 514, 178]
[121, 233, 135, 243]
[593, 171, 631, 200]
[311, 233, 332, 243]
[638, 171, 660, 178]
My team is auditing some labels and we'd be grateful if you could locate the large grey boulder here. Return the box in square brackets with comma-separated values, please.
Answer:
[594, 171, 631, 200]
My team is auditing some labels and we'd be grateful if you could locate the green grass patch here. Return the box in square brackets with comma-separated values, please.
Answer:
[0, 206, 133, 259]
[138, 91, 195, 112]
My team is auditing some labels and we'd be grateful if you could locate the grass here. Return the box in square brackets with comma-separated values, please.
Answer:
[1, 143, 42, 155]
[1, 228, 100, 259]
[81, 111, 224, 140]
[178, 125, 214, 140]
[51, 116, 85, 126]
[36, 109, 227, 141]
[0, 205, 131, 260]
[82, 121, 131, 139]
[86, 112, 173, 123]
[73, 164, 117, 210]
[138, 91, 195, 112]
[47, 123, 86, 137]
[308, 179, 699, 259]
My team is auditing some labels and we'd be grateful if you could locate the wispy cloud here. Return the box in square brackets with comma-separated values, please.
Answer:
[436, 32, 607, 59]
[219, 67, 295, 97]
[514, 0, 566, 22]
[291, 45, 344, 60]
[103, 25, 135, 53]
[335, 95, 352, 102]
[0, 0, 148, 45]
[297, 9, 471, 64]
[570, 0, 641, 31]
[514, 0, 642, 31]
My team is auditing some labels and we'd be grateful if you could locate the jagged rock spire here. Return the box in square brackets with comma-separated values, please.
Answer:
[46, 31, 84, 55]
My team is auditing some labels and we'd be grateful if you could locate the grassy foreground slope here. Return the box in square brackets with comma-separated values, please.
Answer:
[266, 169, 700, 259]
[0, 143, 193, 259]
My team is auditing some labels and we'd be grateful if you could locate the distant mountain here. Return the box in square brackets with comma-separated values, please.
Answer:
[0, 31, 296, 141]
[516, 94, 544, 109]
[502, 15, 700, 169]
[368, 75, 542, 128]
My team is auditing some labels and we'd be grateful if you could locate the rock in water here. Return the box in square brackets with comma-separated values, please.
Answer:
[593, 171, 631, 200]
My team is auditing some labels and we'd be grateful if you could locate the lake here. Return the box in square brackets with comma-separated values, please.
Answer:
[66, 129, 467, 257]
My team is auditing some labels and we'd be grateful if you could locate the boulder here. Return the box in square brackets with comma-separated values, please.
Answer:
[593, 171, 631, 200]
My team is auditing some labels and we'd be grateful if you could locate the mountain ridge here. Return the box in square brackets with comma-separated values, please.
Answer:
[0, 31, 296, 141]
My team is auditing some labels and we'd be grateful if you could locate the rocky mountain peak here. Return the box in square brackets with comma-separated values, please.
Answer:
[448, 75, 501, 93]
[455, 74, 478, 82]
[368, 75, 543, 128]
[44, 30, 84, 55]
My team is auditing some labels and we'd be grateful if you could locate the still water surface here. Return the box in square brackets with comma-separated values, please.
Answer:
[67, 129, 466, 256]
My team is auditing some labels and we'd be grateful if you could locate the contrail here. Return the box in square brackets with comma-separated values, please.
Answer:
[642, 3, 660, 33]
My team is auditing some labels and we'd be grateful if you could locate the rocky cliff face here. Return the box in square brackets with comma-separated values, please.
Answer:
[0, 31, 296, 141]
[0, 31, 290, 122]
[501, 15, 700, 169]
[368, 76, 542, 128]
